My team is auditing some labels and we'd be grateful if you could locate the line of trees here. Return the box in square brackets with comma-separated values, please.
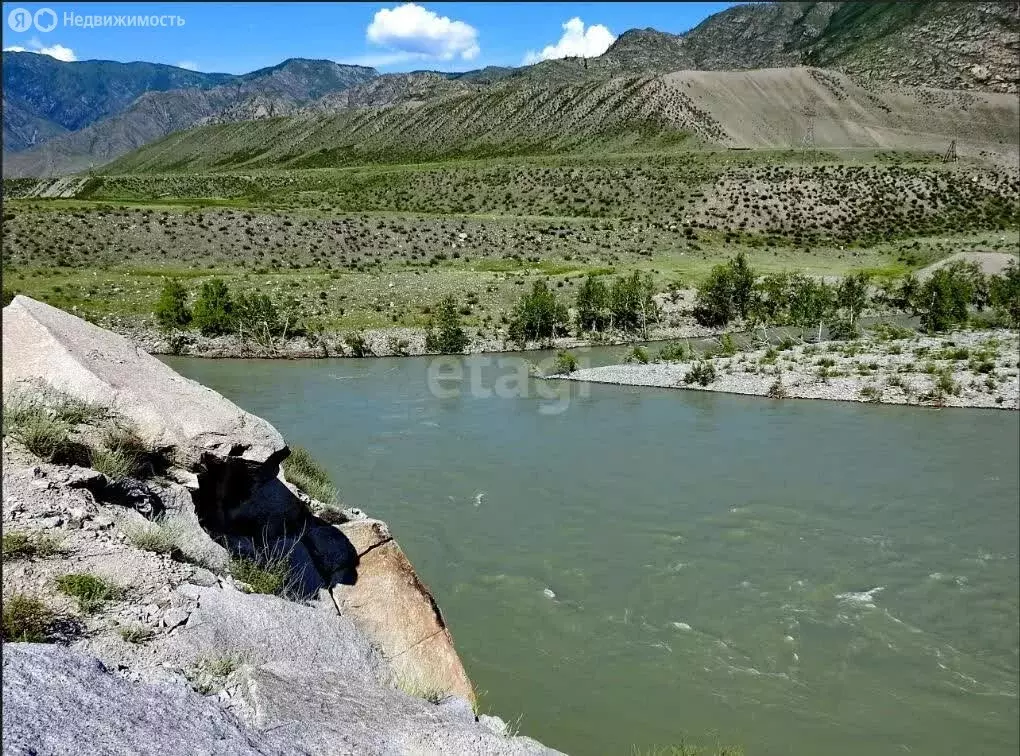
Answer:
[155, 278, 303, 345]
[692, 252, 1020, 336]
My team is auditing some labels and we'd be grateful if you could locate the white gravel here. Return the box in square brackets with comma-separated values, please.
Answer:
[558, 329, 1020, 410]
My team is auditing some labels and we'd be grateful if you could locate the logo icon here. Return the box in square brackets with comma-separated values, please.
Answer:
[7, 7, 33, 32]
[34, 7, 57, 32]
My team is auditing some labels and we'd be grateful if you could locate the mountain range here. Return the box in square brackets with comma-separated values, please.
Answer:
[3, 1, 1018, 178]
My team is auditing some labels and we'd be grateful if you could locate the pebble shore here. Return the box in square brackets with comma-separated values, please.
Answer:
[557, 329, 1020, 410]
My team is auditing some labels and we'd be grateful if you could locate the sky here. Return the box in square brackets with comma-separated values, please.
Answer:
[1, 2, 739, 74]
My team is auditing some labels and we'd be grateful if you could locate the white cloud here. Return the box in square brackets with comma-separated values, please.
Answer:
[177, 60, 199, 70]
[366, 3, 479, 61]
[523, 17, 615, 65]
[3, 37, 76, 61]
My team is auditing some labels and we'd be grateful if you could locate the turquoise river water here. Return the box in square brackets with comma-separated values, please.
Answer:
[165, 350, 1019, 756]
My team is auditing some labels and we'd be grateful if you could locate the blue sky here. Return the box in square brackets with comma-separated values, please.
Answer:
[2, 2, 738, 74]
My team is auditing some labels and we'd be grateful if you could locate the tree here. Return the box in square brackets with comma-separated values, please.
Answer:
[836, 272, 871, 328]
[729, 251, 756, 321]
[425, 296, 470, 354]
[154, 279, 191, 332]
[508, 280, 568, 345]
[575, 275, 610, 333]
[789, 276, 834, 341]
[918, 263, 974, 332]
[692, 264, 736, 327]
[234, 291, 286, 346]
[692, 253, 756, 328]
[895, 273, 921, 314]
[748, 272, 793, 330]
[192, 278, 234, 336]
[610, 271, 658, 335]
[989, 259, 1020, 327]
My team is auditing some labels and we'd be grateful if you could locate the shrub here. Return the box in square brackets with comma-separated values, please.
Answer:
[2, 593, 57, 642]
[2, 532, 62, 560]
[767, 377, 788, 399]
[424, 296, 470, 354]
[192, 278, 235, 336]
[719, 334, 738, 356]
[684, 360, 717, 387]
[860, 385, 883, 402]
[827, 318, 859, 341]
[550, 351, 579, 375]
[154, 279, 192, 332]
[284, 446, 339, 506]
[343, 332, 372, 357]
[625, 346, 650, 364]
[657, 341, 692, 362]
[55, 573, 122, 613]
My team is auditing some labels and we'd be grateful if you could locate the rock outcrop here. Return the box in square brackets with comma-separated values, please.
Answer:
[2, 296, 559, 754]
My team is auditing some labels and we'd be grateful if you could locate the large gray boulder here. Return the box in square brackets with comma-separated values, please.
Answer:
[2, 295, 285, 467]
[1, 643, 305, 756]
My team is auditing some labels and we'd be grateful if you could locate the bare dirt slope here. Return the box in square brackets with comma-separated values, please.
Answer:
[917, 250, 1019, 279]
[667, 68, 1020, 162]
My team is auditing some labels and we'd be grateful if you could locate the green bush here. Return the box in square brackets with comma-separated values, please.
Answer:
[192, 278, 235, 336]
[657, 341, 692, 362]
[550, 351, 579, 375]
[424, 296, 470, 354]
[625, 346, 650, 364]
[284, 446, 339, 505]
[343, 332, 372, 357]
[56, 573, 122, 613]
[684, 360, 717, 387]
[154, 279, 192, 332]
[234, 291, 284, 344]
[2, 593, 57, 642]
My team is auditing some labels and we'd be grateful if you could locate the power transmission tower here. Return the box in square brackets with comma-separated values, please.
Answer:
[942, 140, 958, 164]
[801, 100, 817, 148]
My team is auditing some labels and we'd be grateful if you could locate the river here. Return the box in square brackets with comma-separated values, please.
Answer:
[165, 349, 1019, 756]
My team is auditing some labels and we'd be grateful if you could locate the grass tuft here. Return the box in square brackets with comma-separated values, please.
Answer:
[2, 593, 58, 642]
[284, 446, 339, 506]
[1, 531, 63, 561]
[55, 573, 122, 613]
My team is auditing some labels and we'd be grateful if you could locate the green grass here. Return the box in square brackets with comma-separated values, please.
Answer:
[1, 531, 63, 560]
[2, 593, 58, 642]
[55, 573, 123, 613]
[229, 555, 292, 596]
[2, 388, 111, 461]
[284, 446, 339, 506]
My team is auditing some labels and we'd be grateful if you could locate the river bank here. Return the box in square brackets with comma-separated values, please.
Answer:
[113, 319, 721, 359]
[556, 328, 1020, 410]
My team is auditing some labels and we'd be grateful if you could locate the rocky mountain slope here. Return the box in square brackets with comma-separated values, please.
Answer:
[1, 295, 558, 754]
[529, 1, 1018, 92]
[101, 67, 1020, 174]
[2, 58, 376, 177]
[2, 52, 234, 151]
